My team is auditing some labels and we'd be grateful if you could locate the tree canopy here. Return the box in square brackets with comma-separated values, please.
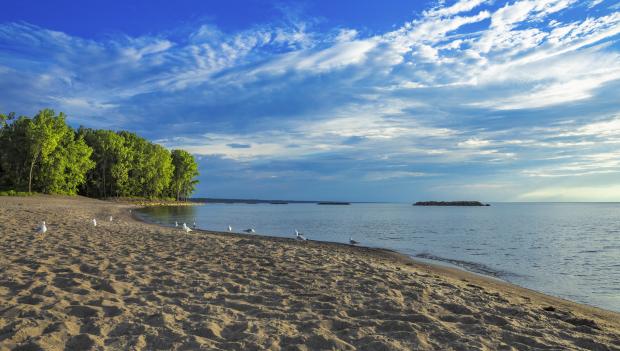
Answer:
[0, 109, 199, 199]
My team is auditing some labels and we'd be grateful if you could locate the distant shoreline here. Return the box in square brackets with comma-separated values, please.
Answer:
[192, 197, 354, 205]
[414, 201, 490, 206]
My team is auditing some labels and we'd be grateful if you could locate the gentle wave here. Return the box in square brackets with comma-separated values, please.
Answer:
[414, 253, 519, 278]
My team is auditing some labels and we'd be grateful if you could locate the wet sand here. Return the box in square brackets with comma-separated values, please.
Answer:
[1, 195, 619, 350]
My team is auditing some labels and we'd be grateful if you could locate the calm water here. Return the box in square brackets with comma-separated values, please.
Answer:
[137, 202, 620, 312]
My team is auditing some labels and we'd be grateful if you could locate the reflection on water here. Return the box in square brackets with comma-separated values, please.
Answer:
[137, 202, 620, 312]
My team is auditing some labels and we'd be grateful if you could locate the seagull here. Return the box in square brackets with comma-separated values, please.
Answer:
[92, 218, 97, 227]
[243, 228, 255, 233]
[349, 236, 358, 245]
[295, 229, 307, 241]
[36, 221, 47, 234]
[182, 223, 192, 233]
[175, 221, 179, 227]
[108, 216, 113, 222]
[228, 225, 232, 232]
[193, 219, 197, 228]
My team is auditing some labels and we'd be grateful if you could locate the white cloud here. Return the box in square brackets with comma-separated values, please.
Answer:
[363, 171, 431, 181]
[473, 71, 620, 109]
[335, 28, 358, 42]
[560, 116, 620, 137]
[425, 0, 489, 17]
[294, 39, 378, 72]
[589, 0, 604, 8]
[519, 184, 620, 201]
[458, 138, 492, 148]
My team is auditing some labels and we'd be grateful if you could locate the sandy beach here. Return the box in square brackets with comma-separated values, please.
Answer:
[1, 196, 619, 350]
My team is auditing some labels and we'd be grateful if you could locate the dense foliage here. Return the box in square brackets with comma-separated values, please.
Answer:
[0, 109, 199, 199]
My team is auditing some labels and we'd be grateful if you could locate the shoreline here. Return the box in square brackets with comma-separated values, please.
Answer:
[134, 206, 616, 315]
[134, 208, 620, 321]
[2, 195, 619, 350]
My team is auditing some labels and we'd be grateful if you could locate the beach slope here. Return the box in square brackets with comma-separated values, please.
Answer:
[1, 196, 619, 350]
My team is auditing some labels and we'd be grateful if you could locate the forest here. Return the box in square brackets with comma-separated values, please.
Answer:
[0, 109, 199, 200]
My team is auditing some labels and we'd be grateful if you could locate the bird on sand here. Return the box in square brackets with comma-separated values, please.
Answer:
[243, 228, 255, 233]
[295, 229, 307, 241]
[175, 221, 179, 227]
[109, 216, 113, 222]
[228, 225, 232, 232]
[92, 218, 97, 227]
[193, 219, 197, 228]
[36, 221, 47, 234]
[183, 223, 192, 233]
[349, 236, 358, 245]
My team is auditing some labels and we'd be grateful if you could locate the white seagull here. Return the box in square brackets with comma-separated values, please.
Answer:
[183, 223, 192, 233]
[295, 229, 307, 241]
[193, 219, 197, 228]
[109, 216, 113, 222]
[92, 218, 97, 227]
[243, 228, 255, 233]
[349, 236, 358, 245]
[228, 225, 232, 232]
[175, 221, 179, 227]
[36, 221, 47, 234]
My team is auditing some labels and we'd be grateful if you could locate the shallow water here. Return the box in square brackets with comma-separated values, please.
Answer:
[137, 202, 620, 312]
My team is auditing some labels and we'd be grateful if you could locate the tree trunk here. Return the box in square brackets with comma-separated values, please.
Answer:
[28, 159, 35, 193]
[102, 161, 106, 199]
[28, 150, 39, 193]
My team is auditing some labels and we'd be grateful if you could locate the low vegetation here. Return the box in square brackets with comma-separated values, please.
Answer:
[0, 109, 198, 200]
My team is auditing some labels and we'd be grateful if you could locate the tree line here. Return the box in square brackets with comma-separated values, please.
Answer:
[0, 109, 199, 200]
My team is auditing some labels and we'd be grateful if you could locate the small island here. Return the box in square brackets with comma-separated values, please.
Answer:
[414, 201, 490, 206]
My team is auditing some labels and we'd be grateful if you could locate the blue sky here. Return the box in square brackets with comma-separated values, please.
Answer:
[1, 0, 620, 202]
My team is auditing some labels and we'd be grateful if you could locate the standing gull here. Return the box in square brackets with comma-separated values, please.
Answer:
[228, 225, 232, 232]
[183, 223, 192, 233]
[295, 229, 307, 241]
[349, 236, 358, 245]
[175, 221, 179, 227]
[36, 221, 47, 234]
[92, 218, 97, 227]
[109, 216, 113, 222]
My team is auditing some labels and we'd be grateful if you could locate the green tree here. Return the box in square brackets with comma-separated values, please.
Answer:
[0, 116, 31, 190]
[0, 112, 15, 129]
[0, 110, 94, 194]
[118, 131, 148, 196]
[79, 128, 131, 198]
[117, 131, 175, 198]
[1, 108, 198, 199]
[0, 112, 16, 188]
[25, 109, 68, 193]
[170, 149, 199, 200]
[143, 143, 174, 198]
[37, 132, 95, 195]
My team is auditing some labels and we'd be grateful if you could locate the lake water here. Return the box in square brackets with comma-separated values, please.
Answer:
[137, 202, 620, 312]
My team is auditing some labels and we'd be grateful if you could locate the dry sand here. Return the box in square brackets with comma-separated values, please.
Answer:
[1, 196, 619, 350]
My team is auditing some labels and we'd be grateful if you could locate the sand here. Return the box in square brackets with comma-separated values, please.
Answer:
[0, 196, 619, 351]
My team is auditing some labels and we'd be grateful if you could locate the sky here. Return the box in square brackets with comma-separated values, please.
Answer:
[1, 0, 620, 202]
